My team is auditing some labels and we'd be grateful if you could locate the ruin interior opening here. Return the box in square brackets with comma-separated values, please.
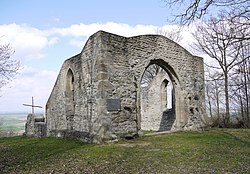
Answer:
[140, 63, 176, 132]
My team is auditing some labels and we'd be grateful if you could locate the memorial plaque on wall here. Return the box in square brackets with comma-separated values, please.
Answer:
[106, 99, 121, 111]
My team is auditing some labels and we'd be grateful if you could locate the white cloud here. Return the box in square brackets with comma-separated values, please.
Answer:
[48, 22, 192, 48]
[0, 23, 57, 61]
[48, 37, 58, 45]
[50, 22, 199, 51]
[0, 22, 196, 60]
[0, 66, 57, 113]
[51, 22, 158, 38]
[0, 22, 201, 113]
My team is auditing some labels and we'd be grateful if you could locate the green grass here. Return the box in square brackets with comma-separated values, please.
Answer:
[142, 129, 156, 134]
[0, 129, 249, 174]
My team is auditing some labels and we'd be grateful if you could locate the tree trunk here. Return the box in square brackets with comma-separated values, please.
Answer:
[243, 61, 250, 127]
[206, 86, 213, 118]
[224, 71, 230, 127]
[216, 91, 220, 123]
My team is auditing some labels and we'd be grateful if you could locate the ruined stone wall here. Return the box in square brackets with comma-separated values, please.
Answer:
[45, 31, 206, 143]
[46, 54, 84, 136]
[124, 35, 205, 130]
[93, 31, 205, 136]
[46, 34, 103, 142]
[24, 114, 46, 137]
[95, 33, 138, 139]
[183, 56, 206, 130]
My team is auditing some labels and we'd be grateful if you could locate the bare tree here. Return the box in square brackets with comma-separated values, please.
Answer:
[205, 69, 226, 127]
[205, 71, 224, 118]
[193, 16, 249, 126]
[163, 0, 249, 127]
[230, 43, 250, 127]
[163, 0, 250, 25]
[0, 43, 20, 89]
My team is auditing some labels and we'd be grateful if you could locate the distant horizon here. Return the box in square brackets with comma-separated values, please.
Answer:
[0, 112, 44, 115]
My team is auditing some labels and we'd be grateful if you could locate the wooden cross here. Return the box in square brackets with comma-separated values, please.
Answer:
[23, 96, 43, 116]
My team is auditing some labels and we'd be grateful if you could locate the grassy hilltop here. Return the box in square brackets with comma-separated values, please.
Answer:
[0, 129, 249, 174]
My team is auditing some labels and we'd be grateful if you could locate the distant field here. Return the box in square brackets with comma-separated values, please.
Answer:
[0, 113, 28, 132]
[0, 129, 249, 174]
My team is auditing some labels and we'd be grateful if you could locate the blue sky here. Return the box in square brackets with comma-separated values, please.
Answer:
[0, 0, 196, 113]
[1, 0, 170, 27]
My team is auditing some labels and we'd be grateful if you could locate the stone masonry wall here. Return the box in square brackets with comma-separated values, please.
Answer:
[45, 31, 206, 143]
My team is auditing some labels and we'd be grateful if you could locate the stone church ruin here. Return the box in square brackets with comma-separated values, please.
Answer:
[27, 31, 207, 143]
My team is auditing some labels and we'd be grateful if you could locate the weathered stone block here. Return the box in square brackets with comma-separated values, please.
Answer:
[24, 114, 46, 137]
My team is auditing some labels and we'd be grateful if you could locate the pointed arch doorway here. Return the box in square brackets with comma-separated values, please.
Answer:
[140, 59, 180, 132]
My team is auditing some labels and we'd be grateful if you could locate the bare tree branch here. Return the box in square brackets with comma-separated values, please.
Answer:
[163, 0, 250, 26]
[0, 43, 20, 89]
[193, 15, 249, 126]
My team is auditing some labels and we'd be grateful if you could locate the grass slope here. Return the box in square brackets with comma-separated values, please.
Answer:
[0, 129, 249, 174]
